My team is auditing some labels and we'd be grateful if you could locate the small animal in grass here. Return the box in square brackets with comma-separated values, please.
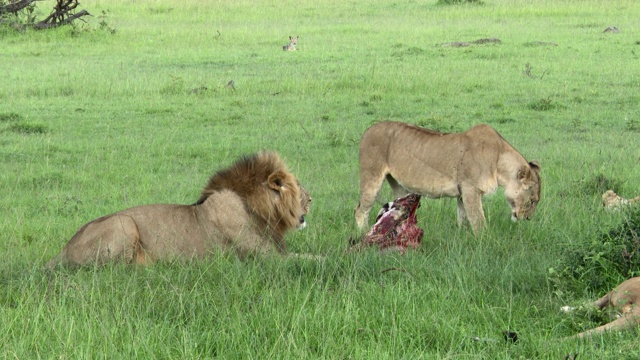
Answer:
[561, 277, 640, 339]
[283, 36, 299, 51]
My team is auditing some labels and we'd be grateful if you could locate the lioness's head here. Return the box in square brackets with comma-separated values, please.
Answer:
[506, 161, 541, 222]
[602, 190, 626, 210]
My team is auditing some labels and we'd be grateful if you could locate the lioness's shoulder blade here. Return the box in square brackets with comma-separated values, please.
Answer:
[367, 121, 444, 136]
[466, 123, 499, 136]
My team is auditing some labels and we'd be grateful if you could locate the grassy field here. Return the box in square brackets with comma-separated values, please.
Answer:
[2, 0, 640, 358]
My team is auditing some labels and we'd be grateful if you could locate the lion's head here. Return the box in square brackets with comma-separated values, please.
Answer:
[506, 161, 541, 222]
[297, 183, 311, 229]
[197, 152, 309, 241]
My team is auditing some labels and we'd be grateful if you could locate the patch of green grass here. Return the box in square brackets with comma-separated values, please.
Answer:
[437, 0, 484, 4]
[0, 113, 23, 122]
[7, 123, 48, 134]
[552, 207, 640, 296]
[2, 0, 640, 358]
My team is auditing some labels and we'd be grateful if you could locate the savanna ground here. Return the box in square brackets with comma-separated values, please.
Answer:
[2, 0, 640, 358]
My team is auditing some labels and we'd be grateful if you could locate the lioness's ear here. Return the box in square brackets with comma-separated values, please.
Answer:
[517, 166, 530, 182]
[529, 160, 541, 172]
[267, 171, 287, 191]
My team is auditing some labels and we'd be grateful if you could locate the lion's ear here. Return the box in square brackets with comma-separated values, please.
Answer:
[267, 171, 288, 191]
[529, 160, 541, 172]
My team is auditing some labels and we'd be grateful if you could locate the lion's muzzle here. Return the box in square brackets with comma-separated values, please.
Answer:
[297, 215, 307, 230]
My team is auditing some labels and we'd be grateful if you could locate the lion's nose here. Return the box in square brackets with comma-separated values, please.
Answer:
[297, 215, 307, 229]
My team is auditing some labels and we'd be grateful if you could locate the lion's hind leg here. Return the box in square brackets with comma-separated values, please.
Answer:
[58, 214, 143, 266]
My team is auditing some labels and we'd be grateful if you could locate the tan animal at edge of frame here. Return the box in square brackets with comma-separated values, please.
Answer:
[46, 151, 312, 268]
[354, 121, 541, 234]
[602, 190, 640, 211]
[561, 277, 640, 339]
[283, 35, 299, 51]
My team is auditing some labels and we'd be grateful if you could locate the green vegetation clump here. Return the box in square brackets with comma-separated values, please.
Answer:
[579, 174, 625, 196]
[8, 123, 48, 134]
[0, 112, 23, 122]
[553, 207, 640, 295]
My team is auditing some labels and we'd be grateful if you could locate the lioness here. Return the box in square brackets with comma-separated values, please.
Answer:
[355, 122, 541, 234]
[561, 277, 640, 339]
[602, 190, 640, 211]
[46, 152, 311, 268]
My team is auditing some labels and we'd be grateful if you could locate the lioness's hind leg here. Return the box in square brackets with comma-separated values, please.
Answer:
[60, 214, 141, 266]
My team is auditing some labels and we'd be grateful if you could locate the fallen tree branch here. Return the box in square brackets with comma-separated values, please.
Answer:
[0, 0, 38, 15]
[34, 8, 90, 29]
[2, 0, 91, 30]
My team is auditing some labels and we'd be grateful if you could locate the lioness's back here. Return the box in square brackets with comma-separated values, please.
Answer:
[359, 122, 505, 168]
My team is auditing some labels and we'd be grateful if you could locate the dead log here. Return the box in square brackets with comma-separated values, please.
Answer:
[0, 0, 38, 15]
[34, 8, 90, 29]
[2, 0, 91, 29]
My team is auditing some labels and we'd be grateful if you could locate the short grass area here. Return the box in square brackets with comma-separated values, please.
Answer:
[2, 0, 640, 357]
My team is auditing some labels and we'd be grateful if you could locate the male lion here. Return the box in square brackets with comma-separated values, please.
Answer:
[355, 121, 541, 234]
[561, 277, 640, 339]
[46, 152, 311, 268]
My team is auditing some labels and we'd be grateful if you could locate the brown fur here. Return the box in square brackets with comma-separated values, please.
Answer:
[355, 121, 541, 234]
[602, 190, 640, 211]
[562, 277, 640, 339]
[46, 152, 310, 268]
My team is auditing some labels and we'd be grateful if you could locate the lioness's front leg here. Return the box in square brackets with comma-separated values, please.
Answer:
[460, 187, 486, 234]
[355, 175, 388, 230]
